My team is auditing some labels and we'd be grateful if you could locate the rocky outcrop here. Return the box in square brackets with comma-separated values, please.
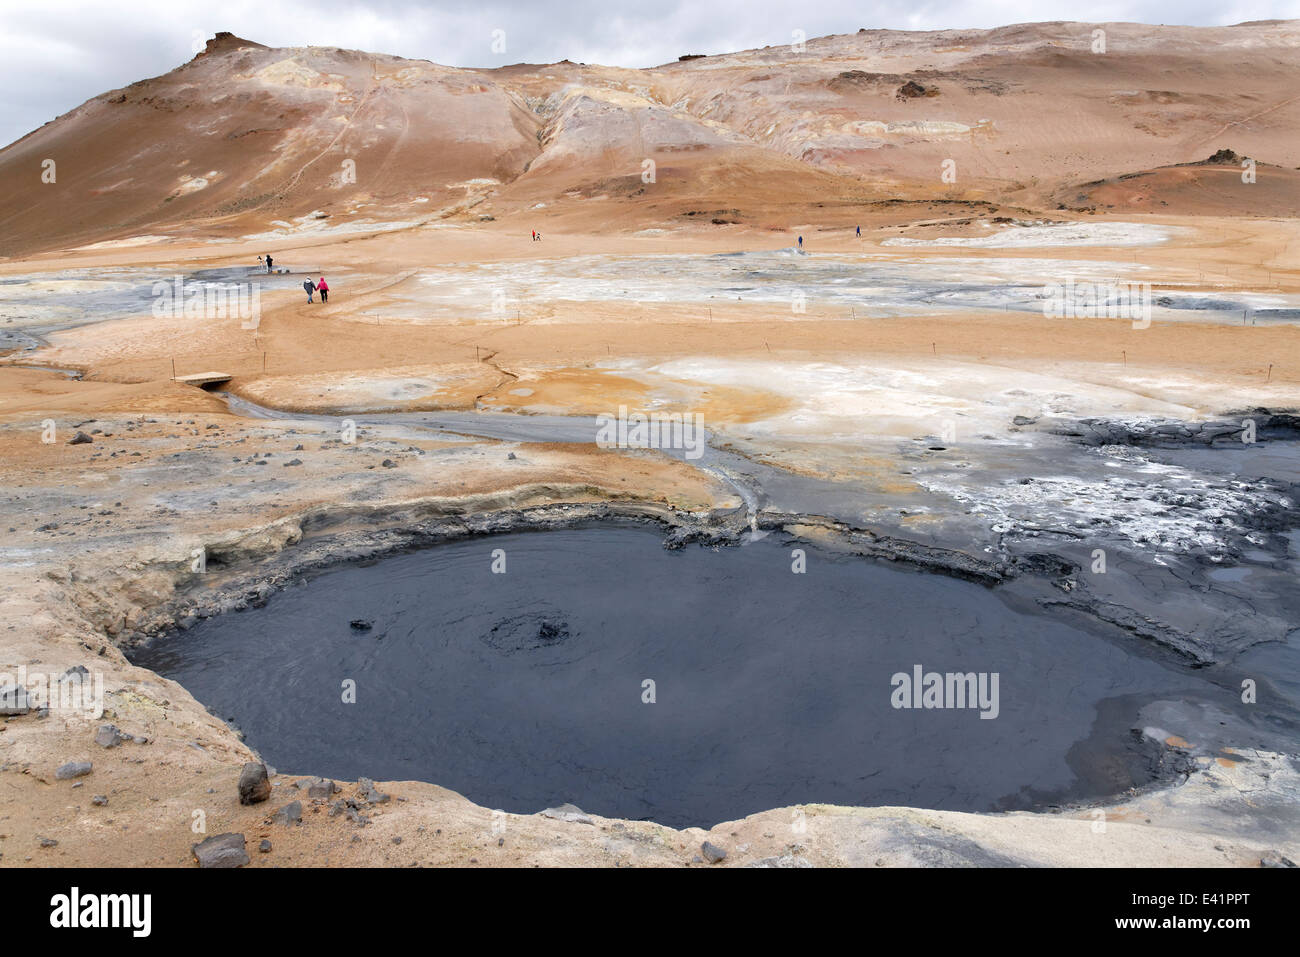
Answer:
[1055, 411, 1300, 447]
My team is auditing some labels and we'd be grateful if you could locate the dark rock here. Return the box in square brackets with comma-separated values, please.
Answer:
[91, 795, 108, 806]
[271, 800, 303, 826]
[192, 832, 249, 868]
[349, 619, 373, 631]
[237, 762, 271, 804]
[1202, 148, 1240, 165]
[307, 777, 336, 799]
[68, 431, 93, 445]
[55, 761, 92, 780]
[381, 459, 397, 468]
[94, 724, 123, 748]
[701, 841, 727, 864]
[897, 80, 937, 99]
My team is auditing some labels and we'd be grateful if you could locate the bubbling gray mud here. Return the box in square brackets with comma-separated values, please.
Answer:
[132, 526, 1256, 829]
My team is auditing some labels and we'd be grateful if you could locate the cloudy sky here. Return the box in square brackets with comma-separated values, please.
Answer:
[1, 0, 1295, 147]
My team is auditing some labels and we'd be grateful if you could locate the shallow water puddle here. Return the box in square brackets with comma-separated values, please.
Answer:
[383, 251, 1300, 324]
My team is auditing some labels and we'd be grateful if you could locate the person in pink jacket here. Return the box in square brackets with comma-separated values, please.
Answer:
[317, 277, 329, 303]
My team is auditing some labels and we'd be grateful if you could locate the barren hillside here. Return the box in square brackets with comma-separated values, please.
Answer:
[1, 20, 1297, 257]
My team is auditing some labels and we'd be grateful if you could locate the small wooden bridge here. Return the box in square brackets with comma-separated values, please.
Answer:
[173, 371, 233, 388]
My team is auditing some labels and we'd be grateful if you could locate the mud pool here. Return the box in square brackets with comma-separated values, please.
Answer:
[130, 525, 1262, 829]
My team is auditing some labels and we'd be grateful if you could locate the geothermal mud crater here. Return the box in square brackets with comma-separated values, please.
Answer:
[131, 524, 1275, 829]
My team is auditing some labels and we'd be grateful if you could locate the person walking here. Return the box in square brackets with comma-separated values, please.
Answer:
[303, 278, 316, 303]
[855, 225, 861, 238]
[797, 235, 803, 250]
[317, 277, 329, 303]
[265, 253, 274, 273]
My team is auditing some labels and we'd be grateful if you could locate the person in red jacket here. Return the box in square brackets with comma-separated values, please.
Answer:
[317, 277, 329, 303]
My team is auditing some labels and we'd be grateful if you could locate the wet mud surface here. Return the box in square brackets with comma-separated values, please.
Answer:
[132, 525, 1281, 829]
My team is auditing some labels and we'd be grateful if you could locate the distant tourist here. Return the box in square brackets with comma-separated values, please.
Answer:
[265, 253, 274, 273]
[856, 225, 860, 238]
[303, 278, 316, 303]
[531, 229, 536, 241]
[797, 235, 803, 249]
[317, 277, 329, 303]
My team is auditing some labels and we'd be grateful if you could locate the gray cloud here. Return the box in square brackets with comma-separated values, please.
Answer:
[2, 0, 1296, 148]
